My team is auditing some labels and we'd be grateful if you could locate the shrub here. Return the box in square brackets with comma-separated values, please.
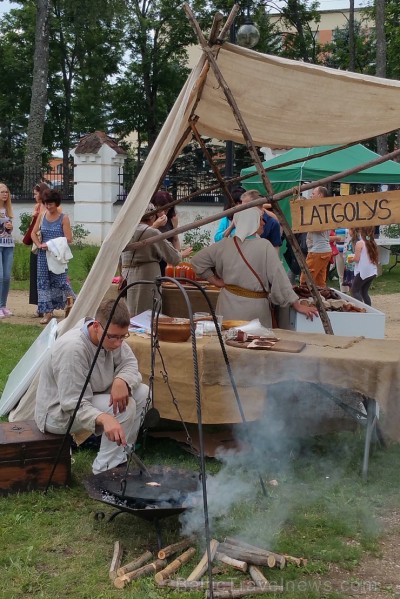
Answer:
[12, 243, 30, 280]
[183, 215, 211, 253]
[71, 223, 90, 248]
[19, 212, 32, 235]
[81, 245, 99, 276]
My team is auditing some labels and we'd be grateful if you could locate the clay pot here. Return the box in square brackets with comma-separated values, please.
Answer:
[155, 317, 191, 343]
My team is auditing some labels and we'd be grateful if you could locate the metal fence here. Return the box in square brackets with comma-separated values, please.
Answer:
[118, 158, 225, 205]
[0, 164, 74, 202]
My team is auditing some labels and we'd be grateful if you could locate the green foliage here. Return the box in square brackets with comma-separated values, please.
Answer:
[383, 224, 400, 239]
[183, 215, 211, 253]
[18, 211, 32, 235]
[0, 323, 41, 393]
[80, 245, 100, 276]
[71, 223, 90, 248]
[321, 20, 375, 73]
[11, 243, 30, 281]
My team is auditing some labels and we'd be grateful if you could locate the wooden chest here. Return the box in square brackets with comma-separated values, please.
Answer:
[0, 420, 71, 495]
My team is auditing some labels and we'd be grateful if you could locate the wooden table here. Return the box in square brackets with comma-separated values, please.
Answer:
[127, 329, 400, 444]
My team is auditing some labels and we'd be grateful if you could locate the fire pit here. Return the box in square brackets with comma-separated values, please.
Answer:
[84, 465, 201, 526]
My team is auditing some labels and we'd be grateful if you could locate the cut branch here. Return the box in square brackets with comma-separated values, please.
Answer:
[108, 541, 123, 580]
[116, 550, 153, 577]
[187, 539, 219, 581]
[154, 547, 196, 583]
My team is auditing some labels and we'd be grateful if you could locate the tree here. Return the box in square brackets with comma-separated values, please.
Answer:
[277, 0, 321, 63]
[320, 20, 375, 74]
[45, 0, 127, 192]
[23, 0, 50, 192]
[375, 0, 387, 155]
[112, 0, 210, 150]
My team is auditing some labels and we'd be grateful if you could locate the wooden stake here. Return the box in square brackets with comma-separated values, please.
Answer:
[248, 565, 269, 587]
[187, 539, 219, 581]
[116, 550, 153, 578]
[157, 536, 196, 560]
[215, 552, 247, 573]
[109, 541, 123, 581]
[154, 547, 196, 583]
[113, 559, 166, 589]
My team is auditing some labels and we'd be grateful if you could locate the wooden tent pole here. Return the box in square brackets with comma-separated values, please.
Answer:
[183, 3, 333, 334]
[127, 139, 400, 250]
[144, 143, 400, 221]
[190, 119, 236, 206]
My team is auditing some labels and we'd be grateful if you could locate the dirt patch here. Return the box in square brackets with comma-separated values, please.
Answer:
[315, 511, 400, 598]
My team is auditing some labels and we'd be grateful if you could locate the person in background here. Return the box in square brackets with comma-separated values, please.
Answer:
[191, 207, 318, 327]
[299, 186, 332, 287]
[332, 228, 348, 292]
[214, 187, 245, 242]
[29, 183, 50, 317]
[151, 190, 182, 275]
[0, 183, 15, 318]
[238, 189, 281, 252]
[34, 299, 148, 475]
[31, 189, 75, 324]
[121, 203, 189, 315]
[349, 226, 378, 306]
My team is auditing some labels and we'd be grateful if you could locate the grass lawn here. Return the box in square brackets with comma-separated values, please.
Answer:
[1, 247, 399, 598]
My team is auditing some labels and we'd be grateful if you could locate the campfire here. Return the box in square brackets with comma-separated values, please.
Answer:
[108, 535, 307, 594]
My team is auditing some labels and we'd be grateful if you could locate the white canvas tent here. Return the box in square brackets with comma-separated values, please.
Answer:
[9, 8, 400, 421]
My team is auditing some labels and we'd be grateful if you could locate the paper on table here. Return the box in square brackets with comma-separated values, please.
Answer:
[230, 319, 277, 338]
[129, 309, 166, 332]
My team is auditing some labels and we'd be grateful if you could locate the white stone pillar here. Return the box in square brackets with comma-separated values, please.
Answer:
[70, 132, 127, 244]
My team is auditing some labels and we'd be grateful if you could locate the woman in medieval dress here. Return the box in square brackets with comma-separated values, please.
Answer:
[191, 207, 318, 327]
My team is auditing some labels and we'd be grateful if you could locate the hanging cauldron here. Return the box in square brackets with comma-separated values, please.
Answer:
[84, 465, 201, 523]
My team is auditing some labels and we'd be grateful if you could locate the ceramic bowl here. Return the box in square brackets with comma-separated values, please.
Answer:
[155, 317, 191, 343]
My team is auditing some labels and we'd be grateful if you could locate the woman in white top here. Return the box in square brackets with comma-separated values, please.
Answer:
[350, 226, 378, 306]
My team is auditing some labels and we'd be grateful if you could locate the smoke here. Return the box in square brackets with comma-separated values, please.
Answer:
[179, 377, 365, 546]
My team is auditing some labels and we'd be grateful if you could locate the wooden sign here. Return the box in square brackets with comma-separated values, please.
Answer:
[290, 190, 400, 233]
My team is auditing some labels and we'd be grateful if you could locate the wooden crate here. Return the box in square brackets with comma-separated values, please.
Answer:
[0, 420, 71, 495]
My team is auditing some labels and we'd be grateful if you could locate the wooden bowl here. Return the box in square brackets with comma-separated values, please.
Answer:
[222, 320, 249, 330]
[155, 317, 191, 343]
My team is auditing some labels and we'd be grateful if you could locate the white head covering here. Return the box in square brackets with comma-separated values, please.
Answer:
[233, 207, 261, 242]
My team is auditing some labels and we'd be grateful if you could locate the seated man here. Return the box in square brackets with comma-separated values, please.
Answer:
[35, 299, 148, 474]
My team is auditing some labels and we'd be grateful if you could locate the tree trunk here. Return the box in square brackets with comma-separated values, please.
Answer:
[376, 0, 388, 155]
[23, 0, 51, 193]
[348, 0, 355, 71]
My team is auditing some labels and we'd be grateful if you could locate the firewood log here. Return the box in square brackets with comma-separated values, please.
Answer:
[116, 550, 153, 577]
[215, 552, 247, 573]
[113, 559, 166, 589]
[154, 547, 196, 583]
[187, 539, 219, 581]
[224, 537, 286, 568]
[109, 541, 123, 580]
[205, 586, 283, 598]
[248, 565, 268, 587]
[217, 543, 277, 569]
[283, 554, 308, 567]
[157, 536, 197, 560]
[156, 579, 236, 590]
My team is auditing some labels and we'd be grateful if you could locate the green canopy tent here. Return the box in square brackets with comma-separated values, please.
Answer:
[241, 143, 400, 224]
